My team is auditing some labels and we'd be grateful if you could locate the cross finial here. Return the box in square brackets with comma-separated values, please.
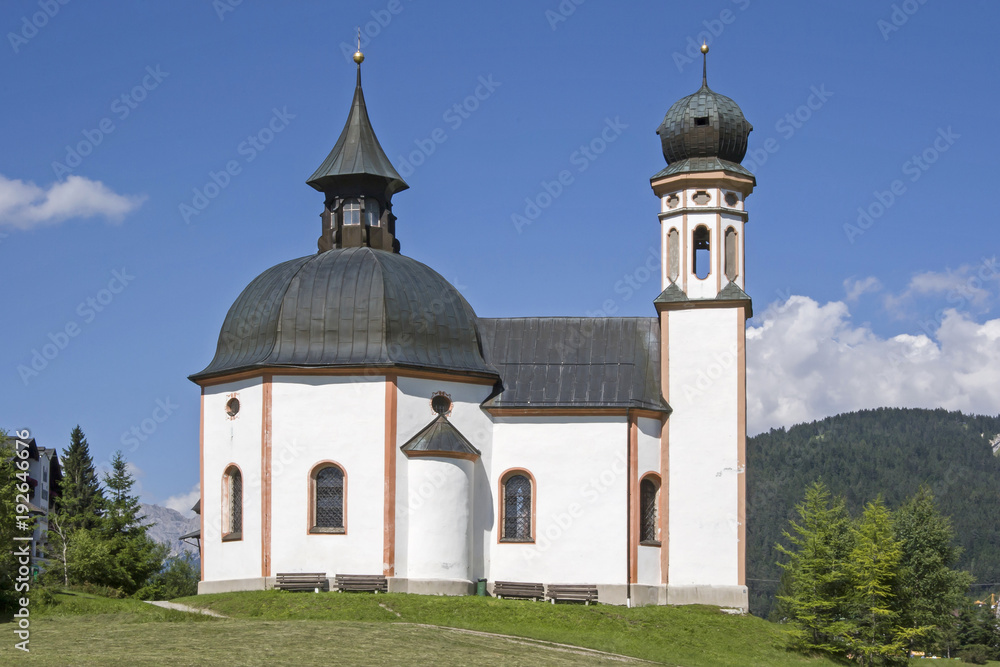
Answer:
[353, 28, 365, 65]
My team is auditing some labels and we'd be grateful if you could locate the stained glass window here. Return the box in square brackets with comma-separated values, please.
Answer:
[315, 466, 345, 529]
[640, 478, 658, 543]
[502, 474, 532, 541]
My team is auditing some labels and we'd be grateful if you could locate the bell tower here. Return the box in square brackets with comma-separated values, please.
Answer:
[652, 44, 754, 610]
[307, 45, 409, 253]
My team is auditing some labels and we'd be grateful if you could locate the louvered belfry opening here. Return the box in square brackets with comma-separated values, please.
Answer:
[502, 474, 532, 541]
[315, 466, 345, 529]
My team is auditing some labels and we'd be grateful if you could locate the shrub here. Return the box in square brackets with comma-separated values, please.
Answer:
[958, 644, 991, 665]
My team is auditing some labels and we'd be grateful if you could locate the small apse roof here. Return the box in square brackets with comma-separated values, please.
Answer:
[400, 415, 481, 459]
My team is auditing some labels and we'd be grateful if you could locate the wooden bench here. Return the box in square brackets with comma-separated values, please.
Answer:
[274, 572, 328, 592]
[493, 580, 545, 601]
[546, 584, 599, 605]
[334, 574, 388, 593]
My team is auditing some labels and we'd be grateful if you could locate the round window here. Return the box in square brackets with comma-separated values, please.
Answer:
[431, 394, 452, 415]
[225, 397, 240, 417]
[725, 192, 739, 207]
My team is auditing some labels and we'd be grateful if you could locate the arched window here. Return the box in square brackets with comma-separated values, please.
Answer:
[222, 465, 242, 541]
[310, 463, 346, 534]
[500, 471, 533, 542]
[693, 225, 710, 280]
[639, 475, 660, 545]
[724, 227, 738, 282]
[342, 198, 361, 225]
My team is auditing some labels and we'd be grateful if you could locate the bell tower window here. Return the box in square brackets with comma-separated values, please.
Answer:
[343, 198, 361, 225]
[693, 225, 711, 280]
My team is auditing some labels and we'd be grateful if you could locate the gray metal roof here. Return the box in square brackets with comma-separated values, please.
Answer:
[653, 281, 753, 317]
[717, 281, 752, 303]
[400, 415, 481, 458]
[190, 247, 497, 381]
[651, 157, 754, 180]
[306, 66, 409, 196]
[478, 317, 669, 413]
[2, 436, 38, 460]
[656, 80, 752, 168]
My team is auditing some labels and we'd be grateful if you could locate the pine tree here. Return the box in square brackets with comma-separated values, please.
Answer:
[93, 451, 164, 594]
[57, 425, 104, 531]
[845, 498, 923, 665]
[893, 486, 973, 654]
[776, 481, 855, 655]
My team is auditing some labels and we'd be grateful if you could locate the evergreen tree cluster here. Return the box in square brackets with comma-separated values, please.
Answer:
[34, 426, 194, 599]
[777, 482, 985, 663]
[45, 427, 169, 596]
[748, 408, 1000, 619]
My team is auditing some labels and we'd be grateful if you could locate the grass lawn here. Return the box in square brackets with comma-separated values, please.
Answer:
[175, 590, 836, 666]
[4, 589, 985, 666]
[3, 590, 630, 666]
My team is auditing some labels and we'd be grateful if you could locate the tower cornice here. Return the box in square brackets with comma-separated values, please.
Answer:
[651, 170, 755, 198]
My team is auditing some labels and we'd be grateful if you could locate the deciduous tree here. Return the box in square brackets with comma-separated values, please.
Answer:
[776, 481, 855, 655]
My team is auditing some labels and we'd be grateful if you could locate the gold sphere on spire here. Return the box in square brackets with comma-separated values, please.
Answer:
[701, 42, 709, 54]
[353, 50, 365, 64]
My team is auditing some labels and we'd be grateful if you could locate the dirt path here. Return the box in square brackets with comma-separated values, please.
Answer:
[144, 600, 228, 617]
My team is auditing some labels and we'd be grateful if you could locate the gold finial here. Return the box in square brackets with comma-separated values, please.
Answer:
[701, 42, 709, 86]
[353, 28, 364, 64]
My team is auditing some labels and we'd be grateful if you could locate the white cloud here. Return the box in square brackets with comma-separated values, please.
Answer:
[0, 173, 146, 229]
[165, 483, 200, 518]
[843, 276, 882, 301]
[883, 260, 999, 317]
[746, 295, 1000, 435]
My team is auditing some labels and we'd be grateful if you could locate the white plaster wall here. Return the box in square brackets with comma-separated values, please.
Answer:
[489, 416, 628, 585]
[636, 417, 661, 480]
[667, 307, 740, 586]
[636, 416, 662, 585]
[637, 546, 661, 586]
[402, 457, 473, 581]
[395, 376, 494, 580]
[269, 375, 385, 575]
[202, 378, 264, 582]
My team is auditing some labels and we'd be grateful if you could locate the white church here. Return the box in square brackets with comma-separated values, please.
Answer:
[189, 44, 755, 610]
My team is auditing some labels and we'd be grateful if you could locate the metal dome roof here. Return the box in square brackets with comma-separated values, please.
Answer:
[190, 247, 497, 381]
[656, 81, 753, 168]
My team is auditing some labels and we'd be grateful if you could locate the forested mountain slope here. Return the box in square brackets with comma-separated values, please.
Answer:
[747, 408, 1000, 618]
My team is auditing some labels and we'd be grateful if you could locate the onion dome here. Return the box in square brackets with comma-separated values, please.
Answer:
[655, 44, 753, 177]
[190, 247, 498, 382]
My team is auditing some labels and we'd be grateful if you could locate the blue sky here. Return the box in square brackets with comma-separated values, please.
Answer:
[3, 0, 998, 511]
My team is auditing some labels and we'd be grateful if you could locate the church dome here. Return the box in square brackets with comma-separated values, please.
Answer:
[656, 82, 752, 166]
[190, 247, 497, 381]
